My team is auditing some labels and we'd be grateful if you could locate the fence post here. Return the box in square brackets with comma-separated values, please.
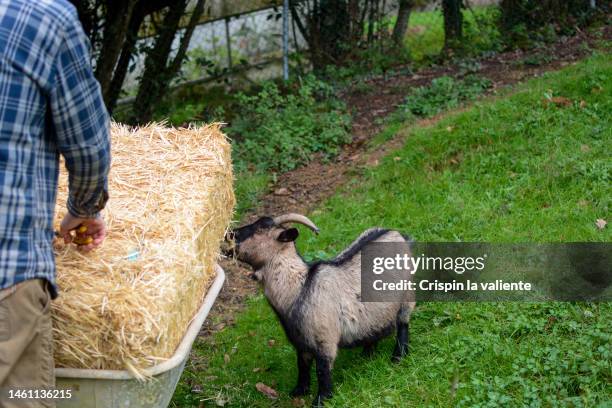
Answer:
[282, 0, 289, 81]
[225, 17, 232, 70]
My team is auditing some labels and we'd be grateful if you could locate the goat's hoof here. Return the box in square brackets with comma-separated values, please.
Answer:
[290, 385, 310, 397]
[391, 346, 408, 363]
[312, 393, 332, 407]
[391, 353, 406, 363]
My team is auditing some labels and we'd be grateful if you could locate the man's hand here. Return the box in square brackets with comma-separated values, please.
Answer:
[59, 213, 107, 252]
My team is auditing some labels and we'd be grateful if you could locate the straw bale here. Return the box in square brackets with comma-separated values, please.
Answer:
[51, 123, 235, 376]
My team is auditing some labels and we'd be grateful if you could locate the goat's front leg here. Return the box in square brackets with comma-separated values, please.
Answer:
[291, 350, 313, 397]
[313, 355, 334, 407]
[392, 318, 410, 363]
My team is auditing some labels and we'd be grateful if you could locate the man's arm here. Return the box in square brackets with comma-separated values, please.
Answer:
[49, 9, 111, 249]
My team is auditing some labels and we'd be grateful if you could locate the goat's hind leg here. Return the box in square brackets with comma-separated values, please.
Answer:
[313, 354, 334, 407]
[291, 350, 313, 397]
[362, 341, 378, 357]
[392, 303, 413, 362]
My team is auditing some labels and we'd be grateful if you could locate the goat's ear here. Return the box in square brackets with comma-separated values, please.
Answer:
[277, 228, 299, 242]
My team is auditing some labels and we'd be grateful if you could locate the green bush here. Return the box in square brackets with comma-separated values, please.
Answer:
[400, 74, 491, 117]
[462, 6, 503, 55]
[499, 0, 600, 49]
[229, 76, 351, 173]
[323, 45, 412, 84]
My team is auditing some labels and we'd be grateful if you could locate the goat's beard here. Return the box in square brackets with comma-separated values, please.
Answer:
[234, 251, 266, 271]
[249, 269, 263, 282]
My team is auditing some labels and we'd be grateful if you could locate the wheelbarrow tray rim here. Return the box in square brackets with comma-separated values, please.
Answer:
[55, 263, 225, 380]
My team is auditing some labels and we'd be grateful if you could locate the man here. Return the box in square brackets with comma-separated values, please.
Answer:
[0, 0, 111, 406]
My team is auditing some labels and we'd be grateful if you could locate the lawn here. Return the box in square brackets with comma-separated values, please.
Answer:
[170, 53, 611, 407]
[405, 6, 500, 63]
[405, 8, 445, 63]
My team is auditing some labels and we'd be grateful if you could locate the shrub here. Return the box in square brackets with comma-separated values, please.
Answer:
[400, 75, 491, 118]
[499, 0, 600, 48]
[229, 76, 351, 173]
[462, 6, 503, 56]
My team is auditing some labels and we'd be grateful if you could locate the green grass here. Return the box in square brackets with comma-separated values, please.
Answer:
[406, 7, 501, 64]
[406, 9, 445, 63]
[170, 54, 611, 407]
[234, 171, 271, 219]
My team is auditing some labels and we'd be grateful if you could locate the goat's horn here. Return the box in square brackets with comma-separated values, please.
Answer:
[273, 213, 320, 234]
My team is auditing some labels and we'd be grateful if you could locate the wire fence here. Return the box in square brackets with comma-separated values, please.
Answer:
[116, 0, 604, 108]
[119, 1, 441, 105]
[118, 4, 299, 105]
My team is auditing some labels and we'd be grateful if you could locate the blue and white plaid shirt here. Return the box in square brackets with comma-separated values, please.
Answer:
[0, 0, 111, 298]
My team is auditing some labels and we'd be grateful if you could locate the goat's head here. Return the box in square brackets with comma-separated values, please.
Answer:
[224, 214, 319, 274]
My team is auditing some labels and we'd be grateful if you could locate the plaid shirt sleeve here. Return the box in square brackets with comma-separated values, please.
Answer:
[49, 12, 111, 218]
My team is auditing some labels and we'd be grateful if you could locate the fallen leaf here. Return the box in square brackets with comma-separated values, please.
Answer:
[552, 96, 572, 106]
[450, 373, 459, 398]
[224, 354, 230, 365]
[268, 339, 276, 347]
[579, 100, 587, 108]
[544, 316, 557, 331]
[248, 330, 256, 337]
[580, 144, 590, 152]
[543, 96, 572, 107]
[292, 398, 306, 407]
[393, 156, 401, 161]
[252, 367, 262, 372]
[274, 187, 290, 196]
[595, 219, 607, 229]
[255, 383, 278, 399]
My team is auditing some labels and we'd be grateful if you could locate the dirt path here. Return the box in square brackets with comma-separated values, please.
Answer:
[201, 26, 611, 336]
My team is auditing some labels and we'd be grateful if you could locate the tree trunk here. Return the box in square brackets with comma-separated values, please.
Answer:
[105, 9, 145, 113]
[367, 0, 375, 44]
[290, 0, 354, 71]
[392, 0, 414, 47]
[132, 1, 187, 123]
[442, 0, 463, 49]
[106, 0, 175, 112]
[319, 0, 350, 63]
[132, 0, 206, 124]
[168, 0, 206, 75]
[347, 0, 362, 44]
[94, 0, 139, 102]
[68, 0, 99, 44]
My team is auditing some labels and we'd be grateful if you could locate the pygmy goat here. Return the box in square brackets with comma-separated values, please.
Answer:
[225, 213, 415, 406]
